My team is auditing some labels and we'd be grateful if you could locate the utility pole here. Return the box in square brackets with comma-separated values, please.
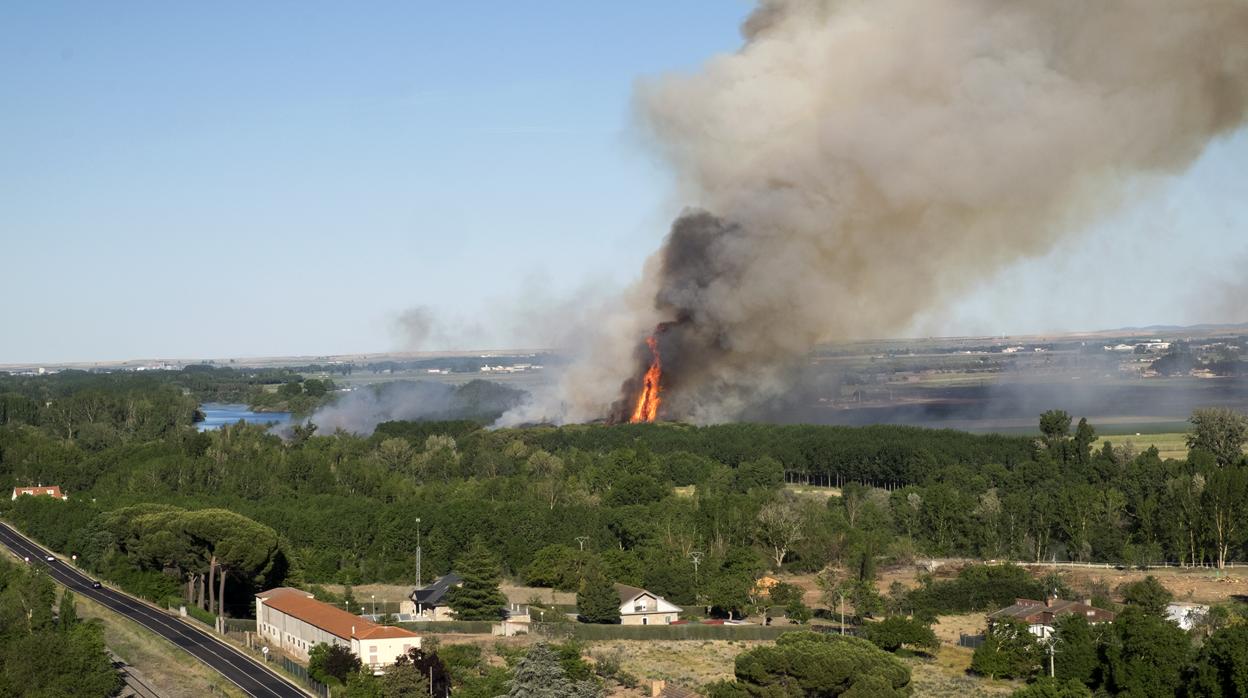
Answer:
[689, 551, 705, 614]
[1047, 634, 1056, 678]
[575, 536, 589, 551]
[839, 589, 846, 636]
[415, 517, 422, 588]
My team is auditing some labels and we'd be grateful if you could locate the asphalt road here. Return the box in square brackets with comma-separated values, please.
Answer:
[0, 522, 307, 698]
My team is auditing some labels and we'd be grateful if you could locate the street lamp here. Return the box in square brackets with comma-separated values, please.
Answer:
[372, 594, 376, 617]
[415, 517, 422, 588]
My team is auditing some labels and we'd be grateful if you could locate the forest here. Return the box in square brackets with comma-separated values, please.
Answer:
[0, 555, 120, 696]
[3, 370, 1248, 626]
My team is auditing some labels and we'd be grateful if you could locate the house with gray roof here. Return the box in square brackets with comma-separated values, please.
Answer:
[400, 573, 462, 621]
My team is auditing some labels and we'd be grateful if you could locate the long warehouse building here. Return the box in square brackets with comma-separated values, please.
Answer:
[256, 587, 421, 670]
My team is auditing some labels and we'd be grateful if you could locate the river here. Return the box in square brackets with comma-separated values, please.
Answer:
[196, 403, 293, 432]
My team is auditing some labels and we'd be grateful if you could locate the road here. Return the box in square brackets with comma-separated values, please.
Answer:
[0, 522, 307, 698]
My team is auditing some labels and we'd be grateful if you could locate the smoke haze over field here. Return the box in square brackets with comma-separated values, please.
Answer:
[503, 0, 1248, 426]
[311, 380, 523, 434]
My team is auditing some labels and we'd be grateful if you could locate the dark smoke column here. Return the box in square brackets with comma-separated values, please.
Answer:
[607, 212, 755, 422]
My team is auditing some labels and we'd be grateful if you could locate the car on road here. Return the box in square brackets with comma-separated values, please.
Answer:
[44, 555, 55, 562]
[91, 581, 102, 589]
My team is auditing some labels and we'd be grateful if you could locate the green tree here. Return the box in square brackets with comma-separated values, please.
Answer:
[503, 643, 601, 698]
[755, 493, 805, 569]
[1052, 614, 1099, 687]
[1186, 623, 1248, 697]
[1101, 607, 1190, 697]
[576, 569, 621, 624]
[523, 544, 585, 591]
[971, 619, 1042, 680]
[58, 590, 78, 630]
[388, 648, 450, 697]
[377, 663, 428, 697]
[309, 642, 363, 685]
[733, 457, 784, 492]
[1120, 576, 1173, 617]
[1204, 466, 1248, 568]
[1073, 418, 1096, 468]
[713, 631, 911, 697]
[1040, 410, 1073, 440]
[705, 571, 753, 620]
[767, 582, 811, 623]
[0, 557, 120, 697]
[861, 615, 939, 653]
[1187, 408, 1248, 467]
[447, 540, 508, 621]
[303, 379, 329, 397]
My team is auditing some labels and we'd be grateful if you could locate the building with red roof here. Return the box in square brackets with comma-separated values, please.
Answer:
[11, 485, 67, 501]
[256, 588, 420, 670]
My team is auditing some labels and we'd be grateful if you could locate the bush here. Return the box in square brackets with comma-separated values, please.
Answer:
[308, 642, 361, 686]
[907, 565, 1045, 615]
[184, 603, 217, 627]
[716, 631, 911, 697]
[1011, 678, 1093, 697]
[971, 619, 1041, 680]
[861, 616, 938, 653]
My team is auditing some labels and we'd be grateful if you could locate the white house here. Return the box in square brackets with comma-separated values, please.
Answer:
[1166, 602, 1209, 631]
[256, 588, 420, 671]
[615, 584, 681, 626]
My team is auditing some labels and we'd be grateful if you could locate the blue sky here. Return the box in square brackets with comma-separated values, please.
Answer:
[2, 2, 1246, 363]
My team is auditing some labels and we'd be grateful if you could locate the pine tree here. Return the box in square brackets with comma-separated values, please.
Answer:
[447, 539, 508, 621]
[504, 644, 601, 698]
[576, 570, 620, 624]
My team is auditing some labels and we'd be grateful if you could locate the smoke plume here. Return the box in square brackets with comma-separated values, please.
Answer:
[505, 0, 1248, 425]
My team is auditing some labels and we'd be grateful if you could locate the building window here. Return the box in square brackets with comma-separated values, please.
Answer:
[642, 617, 648, 626]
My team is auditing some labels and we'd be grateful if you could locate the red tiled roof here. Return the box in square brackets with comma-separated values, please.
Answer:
[12, 486, 65, 499]
[258, 589, 419, 641]
[356, 625, 419, 640]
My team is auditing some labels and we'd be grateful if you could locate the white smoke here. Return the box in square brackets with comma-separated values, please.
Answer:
[503, 0, 1248, 425]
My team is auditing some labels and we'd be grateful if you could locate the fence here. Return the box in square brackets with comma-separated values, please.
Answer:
[958, 633, 986, 649]
[531, 622, 794, 642]
[278, 655, 329, 698]
[224, 618, 256, 633]
[397, 620, 496, 635]
[809, 624, 861, 637]
[1016, 560, 1248, 571]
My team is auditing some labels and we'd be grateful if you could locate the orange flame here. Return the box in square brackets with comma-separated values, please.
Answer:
[628, 335, 663, 423]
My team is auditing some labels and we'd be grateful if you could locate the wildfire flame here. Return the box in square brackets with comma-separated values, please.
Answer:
[628, 334, 663, 423]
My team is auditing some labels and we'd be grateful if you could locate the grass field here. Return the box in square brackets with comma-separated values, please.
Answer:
[74, 593, 245, 698]
[1096, 432, 1190, 460]
[906, 646, 1019, 697]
